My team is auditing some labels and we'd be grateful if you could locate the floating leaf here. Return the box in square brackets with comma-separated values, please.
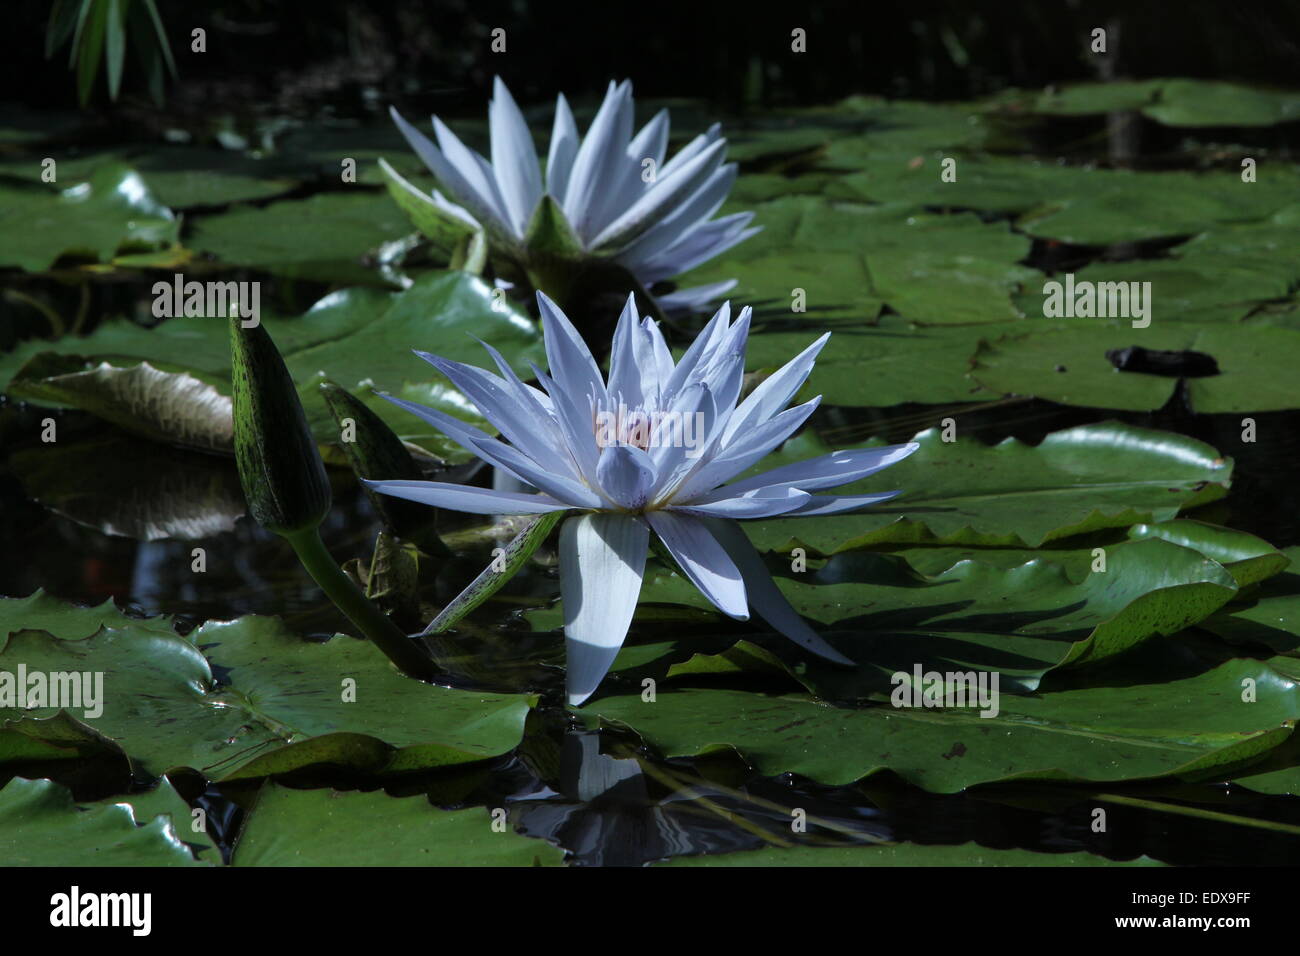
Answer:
[663, 841, 1164, 867]
[7, 355, 233, 452]
[679, 197, 1033, 325]
[0, 164, 178, 272]
[550, 537, 1239, 696]
[585, 655, 1298, 792]
[743, 423, 1231, 554]
[0, 590, 174, 650]
[0, 777, 208, 866]
[0, 271, 543, 461]
[232, 783, 564, 866]
[188, 191, 416, 284]
[743, 315, 1016, 407]
[970, 321, 1300, 412]
[0, 606, 535, 780]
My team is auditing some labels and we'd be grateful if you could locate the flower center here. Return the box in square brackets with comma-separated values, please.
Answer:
[592, 403, 655, 451]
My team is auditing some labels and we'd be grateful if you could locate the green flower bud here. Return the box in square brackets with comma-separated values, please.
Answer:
[229, 316, 331, 535]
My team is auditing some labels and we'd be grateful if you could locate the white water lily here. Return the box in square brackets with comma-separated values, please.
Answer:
[367, 293, 918, 705]
[389, 77, 759, 311]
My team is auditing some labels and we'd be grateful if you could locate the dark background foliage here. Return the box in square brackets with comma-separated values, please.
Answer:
[5, 0, 1300, 119]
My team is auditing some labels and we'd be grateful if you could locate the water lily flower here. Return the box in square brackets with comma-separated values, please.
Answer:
[367, 293, 918, 704]
[388, 77, 758, 312]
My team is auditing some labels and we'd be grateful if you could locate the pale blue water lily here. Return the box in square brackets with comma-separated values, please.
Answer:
[367, 293, 918, 704]
[389, 77, 758, 311]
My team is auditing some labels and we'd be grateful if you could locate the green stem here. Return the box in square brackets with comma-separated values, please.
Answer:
[1088, 792, 1300, 836]
[285, 527, 437, 681]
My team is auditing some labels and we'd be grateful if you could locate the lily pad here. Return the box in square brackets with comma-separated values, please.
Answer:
[1142, 79, 1300, 128]
[188, 191, 417, 284]
[663, 841, 1164, 866]
[0, 590, 175, 650]
[7, 355, 233, 452]
[969, 320, 1300, 412]
[680, 197, 1034, 325]
[562, 537, 1239, 697]
[1014, 254, 1296, 326]
[6, 433, 248, 541]
[744, 315, 1018, 407]
[743, 422, 1231, 554]
[0, 164, 179, 272]
[0, 776, 208, 866]
[0, 603, 535, 780]
[896, 519, 1287, 588]
[0, 147, 300, 208]
[0, 271, 543, 461]
[1200, 547, 1300, 655]
[232, 783, 564, 866]
[585, 655, 1299, 792]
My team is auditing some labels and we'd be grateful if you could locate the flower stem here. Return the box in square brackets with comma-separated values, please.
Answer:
[284, 527, 437, 681]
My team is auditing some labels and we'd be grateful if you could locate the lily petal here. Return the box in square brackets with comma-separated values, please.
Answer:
[561, 513, 649, 705]
[366, 479, 571, 515]
[563, 80, 633, 237]
[546, 93, 580, 203]
[675, 396, 821, 501]
[489, 76, 544, 236]
[785, 490, 904, 516]
[389, 106, 507, 236]
[701, 517, 854, 666]
[645, 510, 748, 620]
[672, 486, 812, 519]
[718, 444, 921, 496]
[723, 333, 830, 441]
[595, 443, 657, 510]
[589, 138, 727, 254]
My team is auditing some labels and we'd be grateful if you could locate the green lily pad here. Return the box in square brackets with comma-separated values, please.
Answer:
[0, 590, 175, 650]
[188, 191, 416, 284]
[585, 655, 1299, 792]
[999, 81, 1163, 117]
[1014, 168, 1299, 246]
[825, 97, 994, 159]
[680, 197, 1034, 325]
[743, 422, 1231, 554]
[969, 320, 1300, 412]
[1125, 521, 1289, 588]
[838, 151, 1300, 248]
[663, 841, 1164, 866]
[0, 147, 300, 208]
[1200, 547, 1300, 655]
[0, 271, 542, 461]
[1013, 259, 1291, 326]
[987, 78, 1300, 128]
[0, 604, 535, 780]
[895, 519, 1287, 588]
[1142, 79, 1300, 128]
[0, 777, 208, 866]
[561, 537, 1238, 697]
[231, 783, 564, 866]
[0, 163, 179, 272]
[744, 315, 1016, 407]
